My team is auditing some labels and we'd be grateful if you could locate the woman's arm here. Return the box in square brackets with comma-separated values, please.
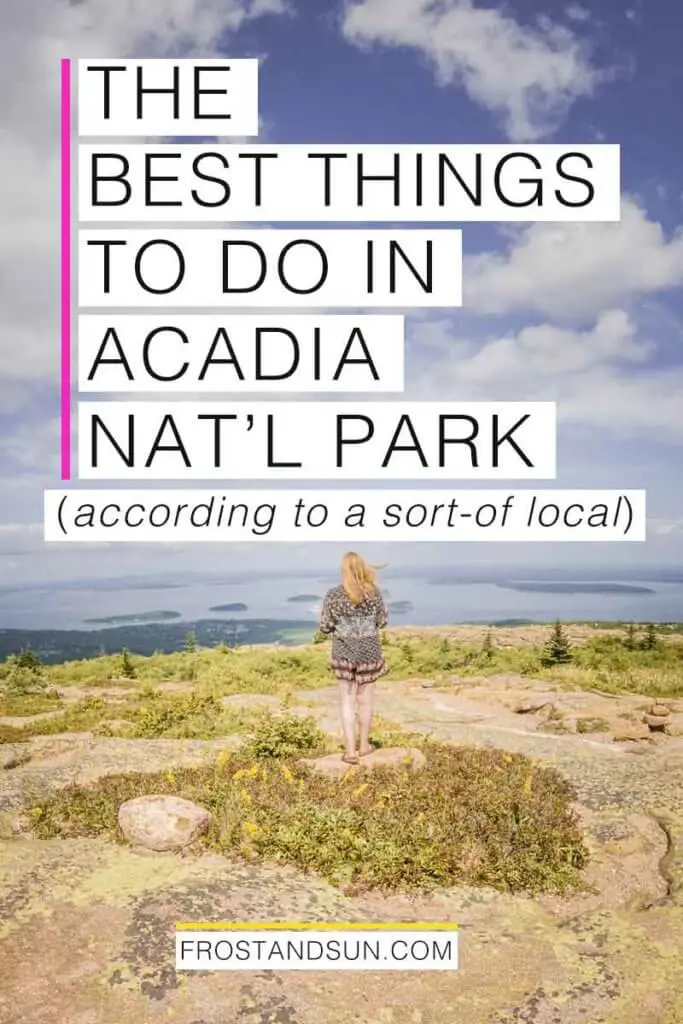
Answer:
[318, 591, 337, 634]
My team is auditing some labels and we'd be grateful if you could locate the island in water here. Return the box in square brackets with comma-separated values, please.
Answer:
[287, 594, 321, 603]
[209, 603, 249, 613]
[83, 610, 182, 625]
[498, 582, 656, 595]
[387, 600, 414, 614]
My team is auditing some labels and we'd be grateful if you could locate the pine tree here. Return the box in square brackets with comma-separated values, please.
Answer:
[15, 648, 42, 672]
[482, 629, 495, 660]
[120, 648, 136, 679]
[184, 632, 197, 653]
[623, 622, 637, 650]
[400, 640, 414, 663]
[542, 620, 572, 665]
[642, 622, 657, 650]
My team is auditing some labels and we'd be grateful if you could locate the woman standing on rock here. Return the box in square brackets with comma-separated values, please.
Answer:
[318, 552, 388, 765]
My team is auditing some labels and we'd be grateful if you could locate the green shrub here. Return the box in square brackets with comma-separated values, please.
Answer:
[247, 712, 327, 759]
[132, 692, 221, 738]
[0, 656, 49, 696]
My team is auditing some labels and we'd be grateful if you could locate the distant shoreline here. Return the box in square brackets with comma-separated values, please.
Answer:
[2, 617, 682, 667]
[83, 610, 182, 625]
[497, 583, 655, 595]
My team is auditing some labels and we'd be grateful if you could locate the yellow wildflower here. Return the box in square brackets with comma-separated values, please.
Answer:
[352, 783, 369, 798]
[165, 771, 176, 784]
[243, 821, 261, 835]
[280, 764, 294, 784]
[522, 773, 533, 796]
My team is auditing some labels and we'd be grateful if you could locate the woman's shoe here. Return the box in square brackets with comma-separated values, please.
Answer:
[359, 744, 376, 758]
[341, 753, 359, 765]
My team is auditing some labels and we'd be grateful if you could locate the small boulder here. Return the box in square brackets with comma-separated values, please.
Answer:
[515, 699, 551, 715]
[362, 747, 426, 770]
[93, 719, 132, 737]
[664, 715, 683, 738]
[1, 745, 31, 770]
[612, 719, 651, 742]
[643, 714, 668, 731]
[648, 704, 671, 717]
[300, 747, 426, 777]
[118, 794, 211, 852]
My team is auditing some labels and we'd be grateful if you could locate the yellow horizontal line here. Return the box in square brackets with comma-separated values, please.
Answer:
[176, 922, 459, 931]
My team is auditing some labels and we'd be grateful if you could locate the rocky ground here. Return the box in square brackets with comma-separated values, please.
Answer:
[1, 673, 682, 1024]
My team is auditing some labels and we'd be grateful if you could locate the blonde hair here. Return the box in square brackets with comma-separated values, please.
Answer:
[340, 551, 382, 605]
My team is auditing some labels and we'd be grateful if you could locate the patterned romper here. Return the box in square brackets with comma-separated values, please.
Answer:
[318, 585, 388, 685]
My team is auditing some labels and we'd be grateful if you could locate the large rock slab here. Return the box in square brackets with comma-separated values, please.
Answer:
[118, 794, 211, 852]
[299, 746, 426, 777]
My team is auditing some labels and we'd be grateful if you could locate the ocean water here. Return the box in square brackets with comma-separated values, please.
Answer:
[1, 575, 682, 631]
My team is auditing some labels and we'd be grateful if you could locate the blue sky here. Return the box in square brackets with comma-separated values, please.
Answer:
[0, 0, 681, 588]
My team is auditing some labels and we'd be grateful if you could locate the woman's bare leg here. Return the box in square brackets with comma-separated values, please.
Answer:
[339, 680, 358, 758]
[357, 683, 376, 755]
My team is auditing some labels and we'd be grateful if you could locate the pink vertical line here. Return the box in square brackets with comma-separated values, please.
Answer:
[60, 58, 72, 481]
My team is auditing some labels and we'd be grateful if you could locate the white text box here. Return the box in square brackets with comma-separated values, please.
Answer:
[175, 929, 458, 971]
[76, 401, 556, 480]
[44, 489, 645, 542]
[77, 59, 259, 137]
[77, 229, 463, 309]
[77, 314, 405, 393]
[78, 143, 621, 222]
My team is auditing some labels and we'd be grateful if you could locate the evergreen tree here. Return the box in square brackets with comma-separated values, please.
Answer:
[623, 622, 637, 650]
[15, 648, 42, 672]
[482, 629, 495, 660]
[400, 639, 414, 663]
[541, 620, 572, 665]
[642, 622, 657, 650]
[120, 648, 136, 678]
[184, 631, 197, 653]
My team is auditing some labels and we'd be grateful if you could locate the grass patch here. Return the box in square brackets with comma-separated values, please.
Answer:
[0, 692, 63, 717]
[0, 690, 267, 743]
[31, 721, 587, 897]
[2, 625, 683, 746]
[6, 629, 683, 698]
[576, 717, 611, 734]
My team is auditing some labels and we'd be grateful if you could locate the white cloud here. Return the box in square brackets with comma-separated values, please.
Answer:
[341, 0, 604, 140]
[0, 0, 289, 391]
[650, 518, 683, 537]
[465, 198, 683, 321]
[410, 309, 683, 442]
[565, 5, 591, 23]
